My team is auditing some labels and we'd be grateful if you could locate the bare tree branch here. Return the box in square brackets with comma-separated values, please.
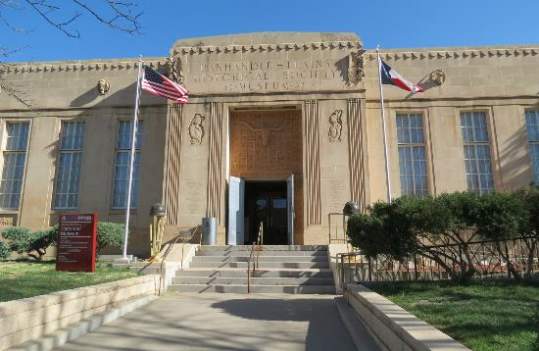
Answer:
[0, 0, 142, 107]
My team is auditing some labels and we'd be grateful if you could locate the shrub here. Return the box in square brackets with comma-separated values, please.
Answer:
[474, 192, 528, 280]
[1, 226, 57, 260]
[347, 192, 502, 282]
[2, 227, 33, 254]
[97, 222, 124, 254]
[514, 187, 539, 279]
[28, 226, 58, 260]
[347, 213, 385, 258]
[0, 240, 9, 260]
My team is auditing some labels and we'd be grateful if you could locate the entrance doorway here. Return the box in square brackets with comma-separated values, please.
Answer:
[227, 108, 302, 245]
[227, 175, 295, 245]
[245, 181, 287, 245]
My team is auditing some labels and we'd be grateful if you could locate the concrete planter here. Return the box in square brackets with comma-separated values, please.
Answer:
[344, 284, 471, 351]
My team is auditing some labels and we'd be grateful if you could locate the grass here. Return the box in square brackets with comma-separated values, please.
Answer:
[0, 260, 139, 302]
[368, 280, 539, 351]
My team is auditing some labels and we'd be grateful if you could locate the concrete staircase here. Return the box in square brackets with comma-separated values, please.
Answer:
[170, 245, 335, 294]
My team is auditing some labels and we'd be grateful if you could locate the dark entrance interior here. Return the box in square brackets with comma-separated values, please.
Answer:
[244, 181, 288, 245]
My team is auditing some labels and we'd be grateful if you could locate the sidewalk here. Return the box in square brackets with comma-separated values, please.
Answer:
[53, 292, 362, 351]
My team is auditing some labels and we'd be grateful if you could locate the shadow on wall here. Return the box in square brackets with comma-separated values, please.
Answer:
[498, 123, 535, 190]
[70, 81, 138, 108]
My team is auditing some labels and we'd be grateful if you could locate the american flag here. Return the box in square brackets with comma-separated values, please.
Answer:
[141, 66, 188, 104]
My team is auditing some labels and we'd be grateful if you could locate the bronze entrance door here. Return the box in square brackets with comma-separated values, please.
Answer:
[245, 182, 288, 245]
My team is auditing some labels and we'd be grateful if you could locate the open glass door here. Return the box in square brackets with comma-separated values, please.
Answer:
[287, 174, 294, 245]
[227, 176, 245, 245]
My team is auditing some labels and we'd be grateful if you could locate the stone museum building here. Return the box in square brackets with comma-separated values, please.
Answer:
[0, 32, 538, 255]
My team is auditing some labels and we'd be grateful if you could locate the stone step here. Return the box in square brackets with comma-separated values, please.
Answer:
[176, 268, 333, 278]
[191, 256, 327, 263]
[173, 276, 333, 285]
[198, 245, 328, 252]
[169, 283, 336, 294]
[190, 261, 329, 269]
[195, 250, 328, 257]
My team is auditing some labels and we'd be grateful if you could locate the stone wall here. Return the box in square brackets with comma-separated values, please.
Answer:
[362, 46, 539, 202]
[0, 275, 159, 351]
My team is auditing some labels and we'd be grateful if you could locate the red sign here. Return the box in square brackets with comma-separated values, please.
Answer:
[56, 213, 97, 272]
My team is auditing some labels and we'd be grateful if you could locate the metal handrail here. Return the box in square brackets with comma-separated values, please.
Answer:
[247, 223, 263, 293]
[157, 225, 202, 295]
[336, 251, 365, 293]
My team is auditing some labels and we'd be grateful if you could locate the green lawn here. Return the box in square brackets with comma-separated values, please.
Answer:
[368, 281, 539, 351]
[0, 261, 139, 302]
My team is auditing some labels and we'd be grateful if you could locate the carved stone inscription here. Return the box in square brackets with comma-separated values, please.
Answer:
[195, 59, 339, 92]
[176, 43, 364, 94]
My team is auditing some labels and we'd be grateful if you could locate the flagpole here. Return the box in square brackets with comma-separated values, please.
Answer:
[122, 55, 143, 260]
[376, 46, 392, 203]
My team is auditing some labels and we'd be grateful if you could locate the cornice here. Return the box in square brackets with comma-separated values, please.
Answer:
[365, 47, 539, 61]
[172, 40, 362, 56]
[0, 58, 167, 75]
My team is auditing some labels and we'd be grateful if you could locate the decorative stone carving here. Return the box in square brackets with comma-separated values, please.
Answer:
[348, 50, 365, 84]
[328, 110, 343, 142]
[430, 69, 446, 86]
[168, 55, 184, 84]
[188, 113, 205, 144]
[97, 79, 110, 95]
[237, 120, 284, 147]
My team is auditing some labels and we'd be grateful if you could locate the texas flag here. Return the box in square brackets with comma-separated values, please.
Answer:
[380, 59, 424, 93]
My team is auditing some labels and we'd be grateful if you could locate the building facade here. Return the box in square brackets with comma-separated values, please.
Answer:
[0, 32, 538, 255]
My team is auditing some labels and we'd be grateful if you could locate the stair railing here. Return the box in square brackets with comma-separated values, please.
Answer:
[156, 225, 202, 295]
[247, 223, 264, 293]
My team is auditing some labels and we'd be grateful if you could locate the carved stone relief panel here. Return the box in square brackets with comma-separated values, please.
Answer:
[188, 113, 205, 144]
[328, 109, 343, 142]
[230, 109, 302, 179]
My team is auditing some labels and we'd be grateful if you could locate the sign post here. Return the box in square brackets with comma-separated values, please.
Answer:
[56, 213, 98, 272]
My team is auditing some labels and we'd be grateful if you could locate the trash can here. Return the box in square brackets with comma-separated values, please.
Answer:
[202, 217, 217, 245]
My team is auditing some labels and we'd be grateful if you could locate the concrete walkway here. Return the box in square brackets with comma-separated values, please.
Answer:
[53, 293, 365, 351]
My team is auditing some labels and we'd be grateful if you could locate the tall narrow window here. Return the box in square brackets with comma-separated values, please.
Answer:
[53, 121, 84, 209]
[396, 113, 428, 196]
[112, 120, 143, 209]
[0, 122, 30, 209]
[525, 110, 539, 185]
[460, 111, 494, 194]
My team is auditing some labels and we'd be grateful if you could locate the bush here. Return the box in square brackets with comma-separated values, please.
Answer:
[0, 240, 9, 260]
[347, 213, 385, 258]
[0, 221, 126, 258]
[28, 226, 58, 260]
[2, 227, 33, 254]
[97, 222, 124, 254]
[1, 226, 57, 260]
[346, 191, 534, 282]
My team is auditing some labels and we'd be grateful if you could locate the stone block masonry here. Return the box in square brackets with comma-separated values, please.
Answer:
[0, 275, 159, 351]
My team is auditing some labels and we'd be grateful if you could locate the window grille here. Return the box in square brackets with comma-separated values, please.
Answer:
[112, 120, 143, 209]
[396, 113, 428, 196]
[0, 122, 30, 209]
[460, 112, 494, 194]
[53, 121, 85, 209]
